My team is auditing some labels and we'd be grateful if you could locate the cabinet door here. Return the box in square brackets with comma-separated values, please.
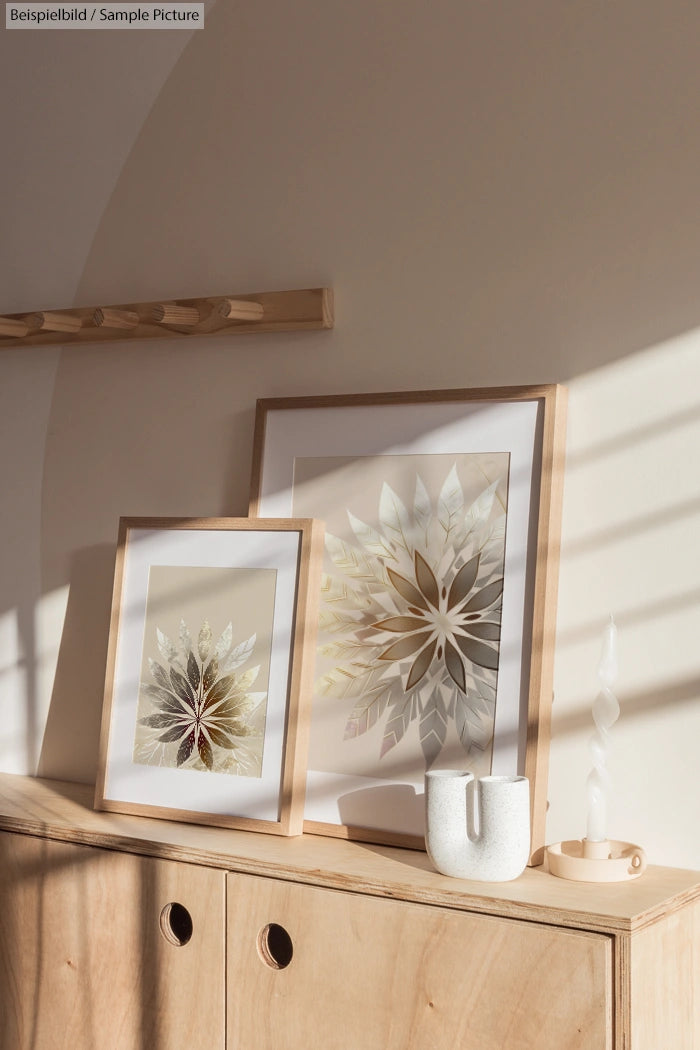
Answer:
[0, 832, 225, 1050]
[227, 873, 612, 1050]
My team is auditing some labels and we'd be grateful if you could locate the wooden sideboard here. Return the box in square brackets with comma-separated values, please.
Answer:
[0, 773, 697, 1050]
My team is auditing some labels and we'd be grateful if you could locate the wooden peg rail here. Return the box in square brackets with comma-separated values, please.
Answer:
[0, 288, 333, 349]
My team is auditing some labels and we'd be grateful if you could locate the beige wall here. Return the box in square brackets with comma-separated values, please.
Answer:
[2, 1, 699, 867]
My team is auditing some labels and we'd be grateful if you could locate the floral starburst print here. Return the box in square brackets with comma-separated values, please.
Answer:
[133, 618, 267, 777]
[316, 462, 507, 767]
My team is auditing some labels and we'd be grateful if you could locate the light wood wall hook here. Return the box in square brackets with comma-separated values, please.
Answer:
[0, 288, 333, 349]
[27, 311, 82, 334]
[218, 298, 265, 322]
[152, 303, 200, 327]
[0, 317, 29, 338]
[93, 308, 139, 330]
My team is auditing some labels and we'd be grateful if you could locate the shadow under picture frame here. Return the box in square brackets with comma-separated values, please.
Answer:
[95, 516, 324, 836]
[249, 386, 567, 862]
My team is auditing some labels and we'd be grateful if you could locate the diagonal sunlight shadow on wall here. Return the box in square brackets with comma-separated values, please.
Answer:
[548, 329, 700, 866]
[0, 587, 69, 778]
[37, 545, 116, 784]
[552, 673, 700, 739]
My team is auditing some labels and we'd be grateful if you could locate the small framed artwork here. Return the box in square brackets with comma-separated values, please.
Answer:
[95, 517, 324, 835]
[250, 386, 567, 859]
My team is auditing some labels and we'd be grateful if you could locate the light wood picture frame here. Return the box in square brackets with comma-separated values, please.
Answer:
[250, 386, 567, 861]
[95, 517, 324, 836]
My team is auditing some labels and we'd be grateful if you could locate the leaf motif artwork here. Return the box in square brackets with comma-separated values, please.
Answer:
[135, 613, 268, 772]
[294, 453, 509, 772]
[133, 618, 267, 776]
[131, 564, 278, 779]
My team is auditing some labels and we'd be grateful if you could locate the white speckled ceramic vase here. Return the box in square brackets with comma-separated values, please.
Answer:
[425, 770, 530, 882]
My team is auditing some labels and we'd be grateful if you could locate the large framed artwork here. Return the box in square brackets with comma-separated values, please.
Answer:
[250, 387, 567, 859]
[95, 517, 324, 835]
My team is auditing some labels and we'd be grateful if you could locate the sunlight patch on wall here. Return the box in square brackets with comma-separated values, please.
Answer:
[0, 608, 26, 771]
[35, 584, 70, 741]
[0, 586, 69, 775]
[548, 328, 700, 864]
[557, 327, 700, 700]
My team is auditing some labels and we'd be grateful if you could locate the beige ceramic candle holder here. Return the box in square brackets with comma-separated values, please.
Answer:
[546, 837, 647, 883]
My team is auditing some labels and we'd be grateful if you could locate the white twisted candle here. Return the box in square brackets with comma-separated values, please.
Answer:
[586, 616, 620, 843]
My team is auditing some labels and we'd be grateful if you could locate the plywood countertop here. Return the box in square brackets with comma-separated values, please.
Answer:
[0, 771, 697, 936]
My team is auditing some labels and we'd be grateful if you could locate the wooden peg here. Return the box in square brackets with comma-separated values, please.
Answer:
[0, 317, 29, 338]
[218, 298, 265, 322]
[93, 307, 139, 330]
[26, 311, 82, 334]
[152, 304, 200, 326]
